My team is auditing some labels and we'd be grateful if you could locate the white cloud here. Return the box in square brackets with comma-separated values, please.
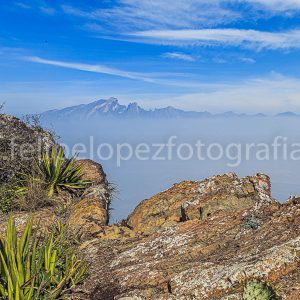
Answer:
[13, 1, 56, 15]
[150, 74, 300, 113]
[24, 56, 155, 82]
[62, 0, 300, 36]
[162, 52, 196, 61]
[62, 1, 239, 31]
[60, 1, 300, 54]
[129, 28, 300, 50]
[24, 56, 220, 88]
[240, 57, 256, 63]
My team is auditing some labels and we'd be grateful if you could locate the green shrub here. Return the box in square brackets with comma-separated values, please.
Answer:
[14, 176, 51, 212]
[242, 279, 280, 300]
[36, 146, 90, 197]
[18, 146, 90, 199]
[0, 175, 50, 213]
[0, 216, 87, 299]
[1, 146, 90, 213]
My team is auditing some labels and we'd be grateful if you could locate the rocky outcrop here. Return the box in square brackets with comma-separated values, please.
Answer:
[127, 173, 276, 234]
[71, 173, 300, 300]
[68, 159, 112, 237]
[0, 114, 55, 182]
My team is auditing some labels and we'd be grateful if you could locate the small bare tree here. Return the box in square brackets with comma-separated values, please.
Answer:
[0, 102, 5, 113]
[23, 114, 43, 130]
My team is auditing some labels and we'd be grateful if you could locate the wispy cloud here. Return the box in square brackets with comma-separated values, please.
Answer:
[151, 73, 300, 113]
[61, 0, 300, 36]
[24, 56, 155, 82]
[129, 28, 300, 50]
[59, 1, 300, 54]
[13, 1, 56, 15]
[62, 1, 239, 31]
[240, 57, 256, 63]
[23, 56, 233, 89]
[60, 1, 300, 50]
[162, 52, 196, 61]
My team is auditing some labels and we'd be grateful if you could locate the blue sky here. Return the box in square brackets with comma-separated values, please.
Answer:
[2, 0, 300, 114]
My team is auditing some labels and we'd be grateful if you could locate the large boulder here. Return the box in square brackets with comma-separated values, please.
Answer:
[127, 172, 277, 234]
[0, 114, 55, 182]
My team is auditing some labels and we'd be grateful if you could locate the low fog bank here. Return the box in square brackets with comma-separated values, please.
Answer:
[44, 117, 300, 221]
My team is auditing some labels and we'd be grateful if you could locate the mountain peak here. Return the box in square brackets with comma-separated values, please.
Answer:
[106, 97, 119, 104]
[42, 98, 206, 121]
[127, 102, 142, 109]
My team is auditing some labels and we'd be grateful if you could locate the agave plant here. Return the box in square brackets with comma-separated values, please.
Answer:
[36, 146, 90, 197]
[0, 216, 87, 300]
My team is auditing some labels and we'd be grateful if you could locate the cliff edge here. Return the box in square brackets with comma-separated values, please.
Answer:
[1, 114, 300, 299]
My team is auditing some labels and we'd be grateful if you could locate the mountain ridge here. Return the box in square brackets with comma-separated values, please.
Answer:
[41, 97, 213, 121]
[40, 97, 298, 121]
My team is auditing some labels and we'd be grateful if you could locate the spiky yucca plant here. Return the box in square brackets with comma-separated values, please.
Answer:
[0, 217, 87, 300]
[36, 146, 90, 197]
[243, 279, 280, 300]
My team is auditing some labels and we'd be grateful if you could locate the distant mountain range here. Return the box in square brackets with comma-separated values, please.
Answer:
[40, 98, 299, 122]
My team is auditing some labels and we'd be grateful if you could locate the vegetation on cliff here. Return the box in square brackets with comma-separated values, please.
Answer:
[0, 217, 87, 299]
[17, 146, 91, 201]
[0, 120, 90, 213]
